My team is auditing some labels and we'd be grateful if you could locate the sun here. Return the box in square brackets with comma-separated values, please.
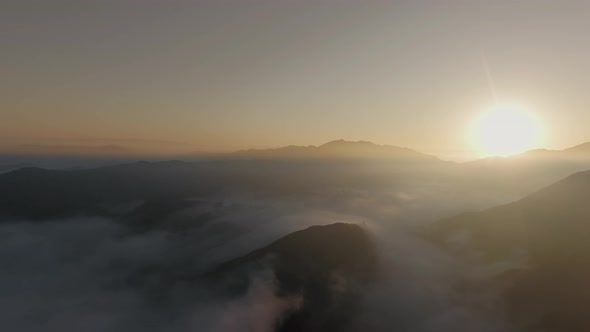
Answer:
[470, 104, 542, 157]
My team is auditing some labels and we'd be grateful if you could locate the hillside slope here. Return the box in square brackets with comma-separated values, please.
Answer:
[429, 169, 590, 331]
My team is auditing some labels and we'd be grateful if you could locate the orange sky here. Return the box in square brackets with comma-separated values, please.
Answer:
[3, 1, 590, 160]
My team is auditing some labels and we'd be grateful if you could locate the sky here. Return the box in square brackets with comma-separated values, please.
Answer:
[2, 0, 590, 159]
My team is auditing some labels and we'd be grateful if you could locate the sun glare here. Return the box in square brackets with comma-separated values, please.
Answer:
[470, 104, 542, 157]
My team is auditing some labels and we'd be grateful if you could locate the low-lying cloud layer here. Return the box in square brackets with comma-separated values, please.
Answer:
[0, 173, 529, 331]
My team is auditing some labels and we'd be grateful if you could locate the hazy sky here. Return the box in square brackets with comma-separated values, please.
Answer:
[2, 0, 590, 159]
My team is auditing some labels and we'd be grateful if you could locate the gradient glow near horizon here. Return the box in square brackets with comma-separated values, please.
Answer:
[2, 0, 590, 159]
[470, 104, 543, 157]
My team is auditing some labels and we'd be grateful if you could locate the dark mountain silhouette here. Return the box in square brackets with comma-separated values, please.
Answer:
[209, 223, 378, 332]
[430, 169, 590, 332]
[230, 139, 439, 162]
[3, 140, 590, 223]
[0, 158, 420, 221]
[0, 161, 35, 174]
[0, 162, 206, 220]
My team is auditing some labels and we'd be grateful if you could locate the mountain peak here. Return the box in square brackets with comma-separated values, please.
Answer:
[230, 140, 437, 161]
[319, 139, 376, 148]
[209, 223, 378, 332]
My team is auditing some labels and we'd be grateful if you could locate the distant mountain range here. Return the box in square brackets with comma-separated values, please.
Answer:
[4, 139, 590, 170]
[229, 139, 590, 163]
[465, 141, 590, 166]
[3, 139, 590, 221]
[522, 141, 590, 158]
[459, 141, 590, 195]
[228, 139, 439, 162]
[0, 157, 420, 220]
[0, 139, 440, 173]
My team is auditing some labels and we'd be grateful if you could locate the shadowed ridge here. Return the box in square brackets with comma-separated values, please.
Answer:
[429, 169, 590, 255]
[428, 169, 590, 332]
[214, 223, 377, 280]
[209, 223, 378, 332]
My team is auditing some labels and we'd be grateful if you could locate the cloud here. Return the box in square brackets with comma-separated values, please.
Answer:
[206, 269, 303, 332]
[0, 215, 303, 332]
[0, 174, 526, 332]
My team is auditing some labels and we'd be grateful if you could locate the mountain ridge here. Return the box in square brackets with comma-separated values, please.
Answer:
[208, 222, 378, 332]
[229, 139, 439, 161]
[428, 168, 590, 331]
